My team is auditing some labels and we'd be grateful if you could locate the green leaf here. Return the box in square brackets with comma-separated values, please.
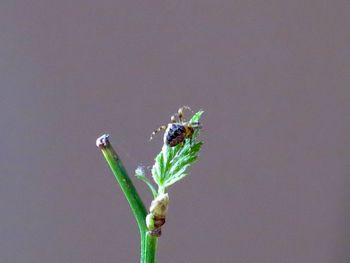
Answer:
[190, 110, 204, 124]
[151, 110, 204, 192]
[151, 151, 164, 185]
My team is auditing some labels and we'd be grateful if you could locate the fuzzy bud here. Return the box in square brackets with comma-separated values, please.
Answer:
[147, 193, 169, 237]
[146, 213, 155, 230]
[149, 193, 169, 219]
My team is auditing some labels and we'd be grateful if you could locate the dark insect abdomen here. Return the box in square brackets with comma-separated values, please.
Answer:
[165, 124, 186, 147]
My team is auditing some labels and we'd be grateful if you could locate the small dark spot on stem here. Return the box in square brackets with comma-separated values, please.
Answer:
[148, 228, 162, 237]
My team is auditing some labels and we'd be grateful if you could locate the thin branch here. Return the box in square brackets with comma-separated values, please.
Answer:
[96, 134, 149, 262]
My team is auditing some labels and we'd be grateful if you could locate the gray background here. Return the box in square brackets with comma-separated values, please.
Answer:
[0, 1, 349, 262]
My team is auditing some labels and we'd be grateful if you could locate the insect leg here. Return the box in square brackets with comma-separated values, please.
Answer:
[177, 106, 192, 122]
[170, 115, 177, 123]
[149, 125, 167, 141]
[191, 121, 202, 129]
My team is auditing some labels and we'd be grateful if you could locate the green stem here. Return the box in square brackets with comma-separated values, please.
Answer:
[96, 134, 153, 263]
[145, 233, 158, 263]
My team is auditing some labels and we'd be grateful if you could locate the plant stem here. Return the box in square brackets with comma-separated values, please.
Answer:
[96, 134, 153, 263]
[145, 233, 158, 263]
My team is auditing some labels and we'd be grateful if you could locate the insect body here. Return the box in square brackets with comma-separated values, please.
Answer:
[150, 106, 201, 147]
[165, 123, 194, 147]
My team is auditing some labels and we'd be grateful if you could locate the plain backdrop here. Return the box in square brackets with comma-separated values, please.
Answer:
[0, 1, 349, 263]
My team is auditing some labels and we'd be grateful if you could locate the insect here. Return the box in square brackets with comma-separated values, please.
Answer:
[150, 106, 201, 147]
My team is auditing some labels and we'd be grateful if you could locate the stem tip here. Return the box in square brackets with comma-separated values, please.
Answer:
[96, 134, 110, 148]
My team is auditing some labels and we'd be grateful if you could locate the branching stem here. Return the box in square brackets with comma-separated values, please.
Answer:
[96, 134, 157, 263]
[96, 111, 203, 263]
